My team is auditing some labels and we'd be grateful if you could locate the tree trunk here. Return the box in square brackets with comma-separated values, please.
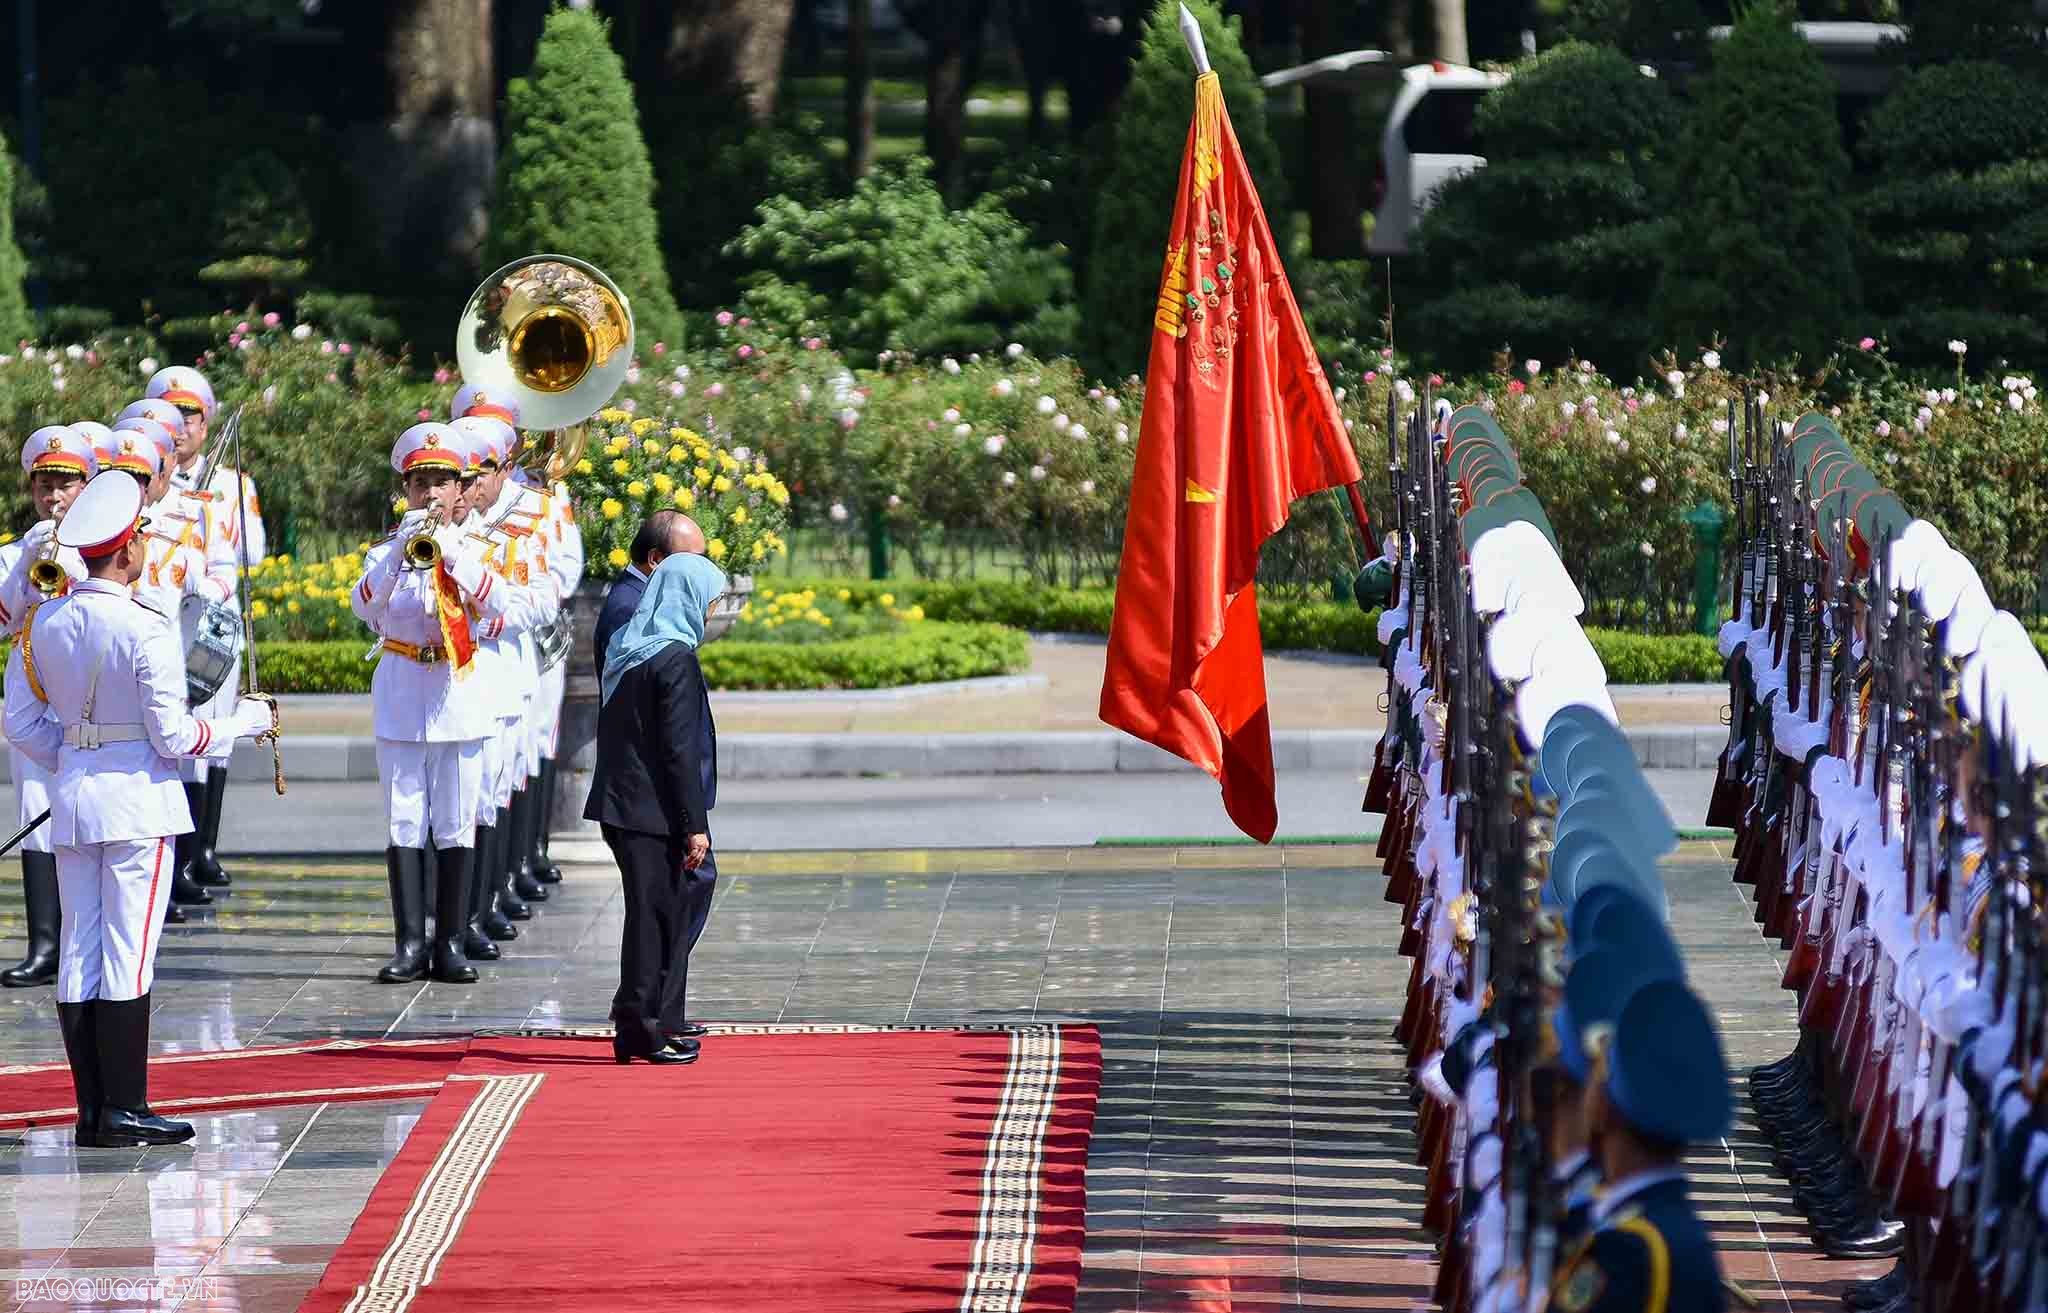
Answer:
[846, 0, 874, 180]
[663, 0, 798, 121]
[1429, 0, 1469, 64]
[1300, 0, 1363, 259]
[368, 0, 495, 278]
[923, 2, 990, 202]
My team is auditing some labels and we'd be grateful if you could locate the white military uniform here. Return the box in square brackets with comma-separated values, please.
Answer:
[1, 503, 269, 1003]
[515, 466, 583, 775]
[149, 362, 263, 566]
[0, 427, 97, 862]
[475, 472, 554, 813]
[348, 424, 516, 850]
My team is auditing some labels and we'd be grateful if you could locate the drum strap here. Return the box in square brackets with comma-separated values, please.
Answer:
[17, 605, 44, 704]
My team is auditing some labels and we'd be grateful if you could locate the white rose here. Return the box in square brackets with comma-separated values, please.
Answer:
[828, 502, 849, 523]
[1115, 424, 1130, 443]
[261, 385, 277, 407]
[1080, 479, 1096, 495]
[1052, 413, 1070, 431]
[1673, 422, 1688, 441]
[20, 346, 34, 361]
[1942, 388, 1958, 404]
[733, 446, 751, 462]
[983, 435, 1006, 456]
[675, 364, 692, 381]
[1333, 387, 1347, 403]
[1070, 424, 1088, 441]
[796, 383, 812, 404]
[138, 356, 159, 375]
[1665, 369, 1684, 388]
[1562, 402, 1577, 419]
[65, 344, 84, 361]
[1525, 359, 1541, 376]
[1103, 396, 1120, 413]
[954, 423, 972, 437]
[942, 357, 961, 375]
[1948, 339, 1968, 356]
[290, 324, 311, 341]
[1701, 350, 1722, 370]
[1640, 476, 1658, 494]
[993, 379, 1015, 397]
[2011, 392, 2024, 411]
[1578, 360, 1595, 374]
[888, 494, 902, 508]
[624, 366, 641, 384]
[1605, 429, 1621, 445]
[1638, 541, 1655, 558]
[1876, 420, 1891, 437]
[1396, 380, 1415, 403]
[943, 408, 961, 423]
[1001, 471, 1018, 487]
[1006, 343, 1024, 359]
[1036, 396, 1057, 414]
[50, 375, 64, 391]
[1030, 465, 1047, 482]
[1711, 418, 1729, 435]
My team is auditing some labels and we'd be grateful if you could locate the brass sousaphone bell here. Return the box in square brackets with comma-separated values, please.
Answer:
[455, 253, 636, 480]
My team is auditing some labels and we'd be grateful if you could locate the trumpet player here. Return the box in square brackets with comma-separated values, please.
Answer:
[349, 423, 518, 985]
[0, 425, 96, 988]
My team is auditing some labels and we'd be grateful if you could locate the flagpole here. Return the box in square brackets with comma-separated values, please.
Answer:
[1177, 3, 1211, 74]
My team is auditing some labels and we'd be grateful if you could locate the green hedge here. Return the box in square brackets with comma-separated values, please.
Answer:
[698, 621, 1027, 691]
[261, 640, 377, 694]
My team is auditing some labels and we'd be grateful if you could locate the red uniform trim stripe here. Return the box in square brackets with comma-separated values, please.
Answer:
[137, 838, 168, 993]
[475, 572, 493, 602]
[193, 721, 212, 756]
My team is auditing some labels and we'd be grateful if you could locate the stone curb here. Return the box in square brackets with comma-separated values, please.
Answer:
[0, 726, 1731, 784]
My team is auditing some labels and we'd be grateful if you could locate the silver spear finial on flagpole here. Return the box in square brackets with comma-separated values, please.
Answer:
[1178, 3, 1212, 74]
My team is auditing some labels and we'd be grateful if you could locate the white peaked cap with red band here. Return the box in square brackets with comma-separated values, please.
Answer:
[146, 366, 217, 420]
[58, 469, 146, 559]
[118, 398, 186, 432]
[451, 415, 515, 472]
[392, 422, 464, 476]
[451, 383, 521, 429]
[100, 425, 165, 479]
[21, 425, 96, 479]
[114, 417, 178, 465]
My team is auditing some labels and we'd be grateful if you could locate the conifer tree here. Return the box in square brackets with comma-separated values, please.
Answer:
[490, 6, 683, 350]
[1078, 0, 1284, 382]
[0, 140, 32, 345]
[1654, 1, 1858, 368]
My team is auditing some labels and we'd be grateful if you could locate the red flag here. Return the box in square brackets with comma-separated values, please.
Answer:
[1099, 69, 1365, 843]
[432, 561, 479, 676]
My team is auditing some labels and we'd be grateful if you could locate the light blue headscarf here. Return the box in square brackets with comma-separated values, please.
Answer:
[600, 552, 729, 704]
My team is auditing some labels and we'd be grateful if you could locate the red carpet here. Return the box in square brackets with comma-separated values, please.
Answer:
[296, 1024, 1101, 1313]
[0, 1037, 467, 1131]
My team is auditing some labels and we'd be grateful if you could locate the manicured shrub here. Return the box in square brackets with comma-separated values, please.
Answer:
[1410, 42, 1678, 376]
[698, 621, 1029, 690]
[488, 6, 684, 352]
[0, 140, 32, 348]
[1655, 1, 1858, 369]
[1079, 0, 1284, 381]
[730, 158, 1077, 362]
[258, 641, 377, 695]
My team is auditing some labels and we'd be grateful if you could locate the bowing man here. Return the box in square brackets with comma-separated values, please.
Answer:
[585, 552, 725, 1067]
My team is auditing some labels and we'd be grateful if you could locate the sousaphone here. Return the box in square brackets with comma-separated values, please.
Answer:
[455, 253, 635, 479]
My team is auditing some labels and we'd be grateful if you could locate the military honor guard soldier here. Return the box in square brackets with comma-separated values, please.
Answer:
[349, 422, 520, 985]
[1, 470, 277, 1145]
[0, 426, 97, 987]
[1547, 968, 1734, 1313]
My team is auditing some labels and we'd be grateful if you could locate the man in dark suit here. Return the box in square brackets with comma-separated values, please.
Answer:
[593, 511, 719, 1048]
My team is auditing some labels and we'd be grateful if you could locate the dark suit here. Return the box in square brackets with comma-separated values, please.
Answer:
[583, 643, 717, 1057]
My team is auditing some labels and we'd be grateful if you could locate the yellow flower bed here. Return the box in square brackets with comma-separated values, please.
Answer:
[569, 416, 791, 580]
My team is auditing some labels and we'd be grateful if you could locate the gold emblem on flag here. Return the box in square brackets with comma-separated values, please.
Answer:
[1184, 479, 1216, 504]
[1155, 243, 1189, 338]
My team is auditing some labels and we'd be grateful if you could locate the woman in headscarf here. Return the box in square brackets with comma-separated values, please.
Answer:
[584, 551, 728, 1066]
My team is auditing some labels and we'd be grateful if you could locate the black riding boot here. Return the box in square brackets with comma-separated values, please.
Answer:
[2, 852, 60, 987]
[494, 810, 532, 921]
[94, 995, 194, 1146]
[508, 787, 548, 902]
[376, 847, 429, 983]
[461, 824, 504, 958]
[429, 846, 479, 984]
[471, 820, 518, 942]
[169, 784, 212, 906]
[533, 757, 563, 884]
[57, 1001, 102, 1146]
[191, 768, 231, 888]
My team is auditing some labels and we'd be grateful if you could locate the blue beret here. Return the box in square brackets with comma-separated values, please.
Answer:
[1605, 979, 1732, 1143]
[1554, 945, 1684, 1085]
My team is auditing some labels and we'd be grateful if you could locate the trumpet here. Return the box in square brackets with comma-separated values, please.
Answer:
[402, 506, 447, 570]
[26, 520, 64, 596]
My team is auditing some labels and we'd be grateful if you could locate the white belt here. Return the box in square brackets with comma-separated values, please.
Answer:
[63, 722, 148, 749]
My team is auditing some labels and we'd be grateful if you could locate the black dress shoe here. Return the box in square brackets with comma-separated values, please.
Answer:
[164, 902, 187, 926]
[460, 928, 501, 961]
[665, 1023, 709, 1041]
[1816, 1217, 1904, 1260]
[1841, 1264, 1904, 1309]
[91, 1105, 196, 1147]
[614, 1036, 698, 1066]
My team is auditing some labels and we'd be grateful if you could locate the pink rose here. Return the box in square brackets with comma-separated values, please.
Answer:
[1363, 371, 1377, 384]
[738, 317, 752, 328]
[653, 342, 667, 355]
[228, 333, 241, 347]
[320, 341, 334, 354]
[416, 408, 431, 421]
[805, 337, 823, 351]
[738, 345, 753, 359]
[706, 382, 725, 398]
[1625, 397, 1639, 413]
[263, 312, 281, 328]
[433, 368, 451, 384]
[84, 351, 97, 366]
[325, 372, 338, 383]
[338, 343, 353, 355]
[235, 321, 250, 335]
[1859, 337, 1877, 351]
[715, 310, 735, 327]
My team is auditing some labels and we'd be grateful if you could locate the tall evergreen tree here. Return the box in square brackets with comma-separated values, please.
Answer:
[1078, 0, 1285, 381]
[0, 142, 32, 345]
[1859, 60, 2048, 365]
[1408, 41, 1678, 375]
[1655, 0, 1858, 368]
[490, 5, 683, 350]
